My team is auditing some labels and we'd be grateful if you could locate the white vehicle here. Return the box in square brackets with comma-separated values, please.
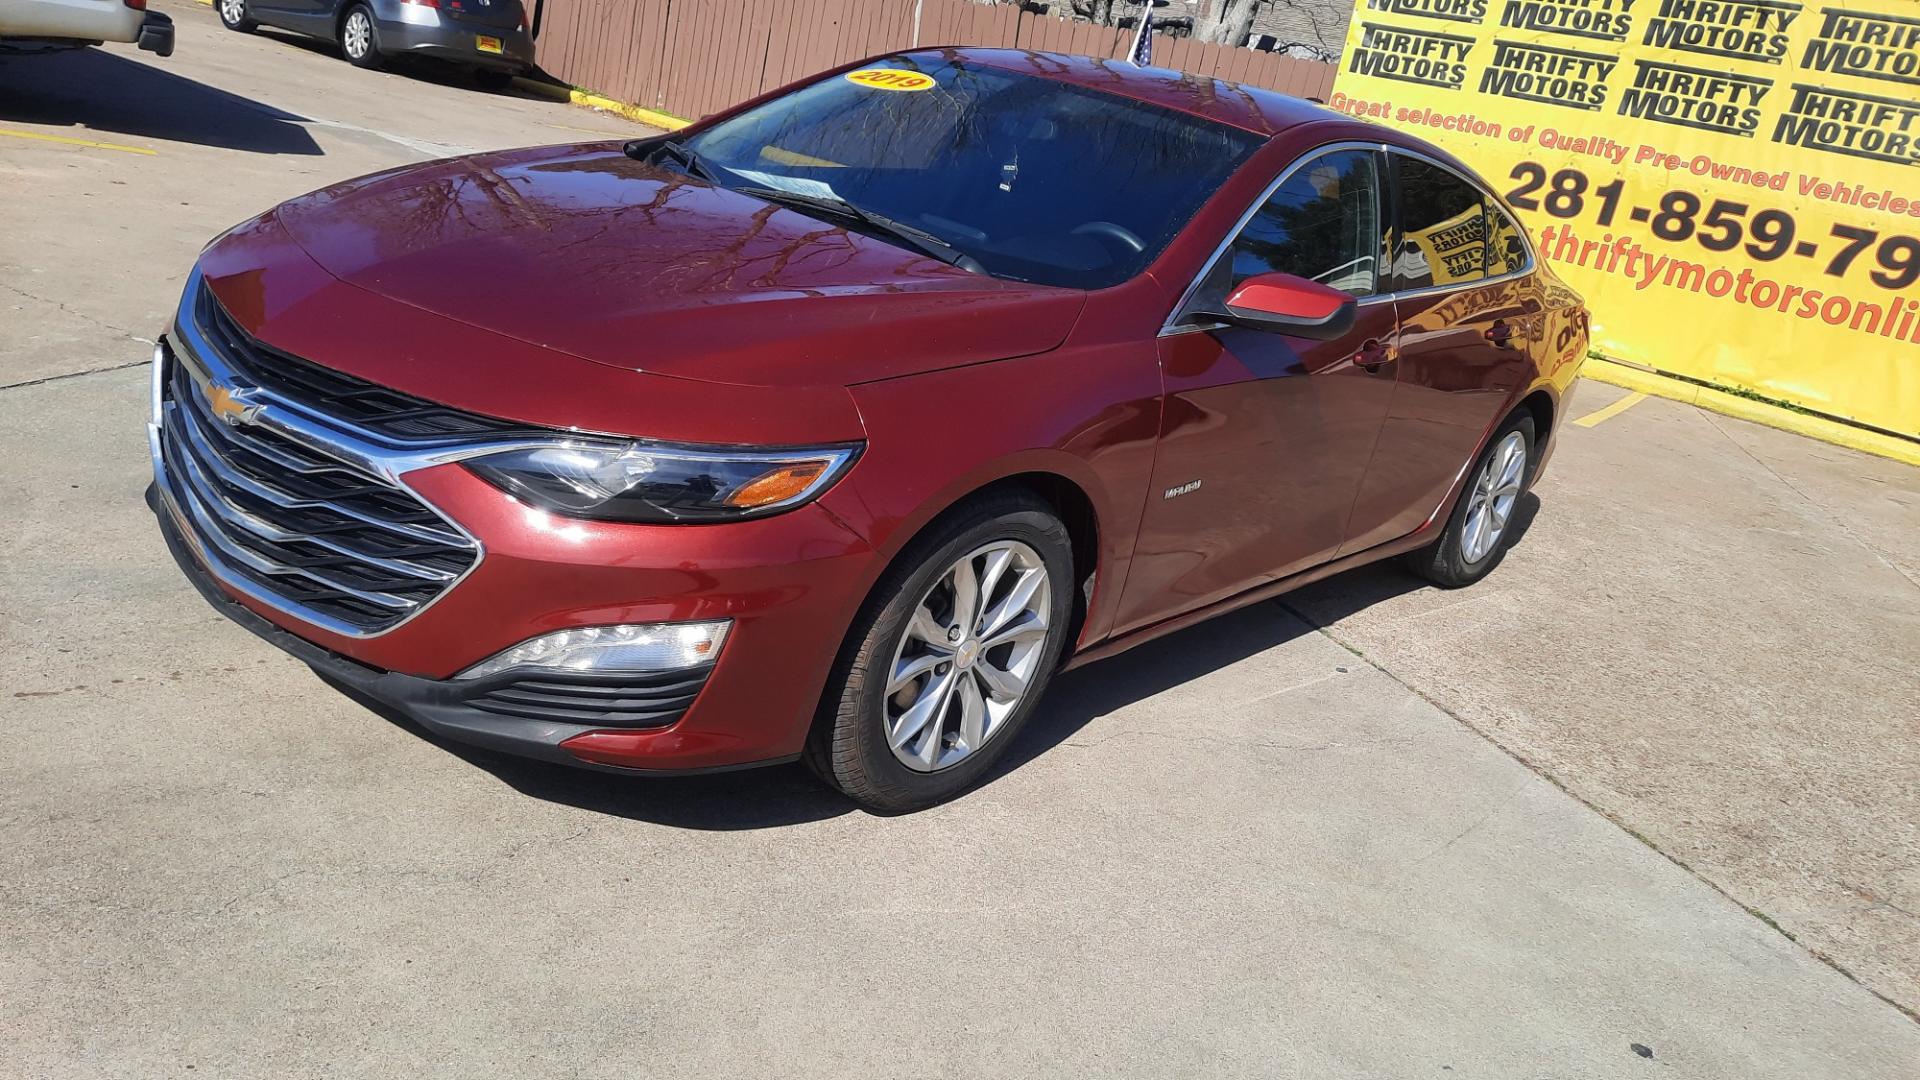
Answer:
[0, 0, 174, 55]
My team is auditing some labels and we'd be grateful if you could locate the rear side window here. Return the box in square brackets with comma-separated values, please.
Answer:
[1484, 200, 1527, 276]
[1392, 156, 1490, 290]
[1190, 149, 1384, 311]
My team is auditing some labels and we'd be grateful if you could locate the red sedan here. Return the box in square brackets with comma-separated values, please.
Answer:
[146, 48, 1587, 811]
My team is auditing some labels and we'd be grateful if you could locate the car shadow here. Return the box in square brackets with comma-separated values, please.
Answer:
[331, 601, 1336, 831]
[0, 46, 322, 155]
[974, 600, 1329, 788]
[328, 495, 1540, 830]
[1283, 491, 1542, 627]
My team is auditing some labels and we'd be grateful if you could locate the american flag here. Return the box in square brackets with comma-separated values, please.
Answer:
[1127, 8, 1154, 67]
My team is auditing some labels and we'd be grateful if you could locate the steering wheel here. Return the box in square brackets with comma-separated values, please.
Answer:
[1071, 220, 1145, 253]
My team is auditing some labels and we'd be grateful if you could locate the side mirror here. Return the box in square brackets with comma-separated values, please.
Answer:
[1200, 271, 1357, 340]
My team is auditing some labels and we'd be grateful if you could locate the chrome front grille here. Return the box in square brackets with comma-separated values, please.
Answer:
[152, 275, 486, 637]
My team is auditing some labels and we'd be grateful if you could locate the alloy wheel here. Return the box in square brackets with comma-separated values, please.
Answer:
[1460, 430, 1527, 564]
[343, 11, 372, 59]
[218, 0, 246, 25]
[884, 540, 1052, 773]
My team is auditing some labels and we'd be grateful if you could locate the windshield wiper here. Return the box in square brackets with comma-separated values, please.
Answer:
[625, 137, 720, 184]
[731, 186, 985, 273]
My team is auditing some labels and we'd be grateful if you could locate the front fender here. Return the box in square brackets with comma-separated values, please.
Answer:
[820, 342, 1164, 647]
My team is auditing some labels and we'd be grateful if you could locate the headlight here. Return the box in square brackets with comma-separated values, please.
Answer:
[466, 440, 860, 523]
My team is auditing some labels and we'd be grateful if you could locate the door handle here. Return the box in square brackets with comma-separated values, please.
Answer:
[1353, 339, 1393, 371]
[1484, 323, 1517, 345]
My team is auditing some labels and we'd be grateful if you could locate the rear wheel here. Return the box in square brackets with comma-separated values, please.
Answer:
[472, 69, 515, 91]
[1406, 412, 1535, 588]
[339, 5, 381, 69]
[217, 0, 257, 32]
[807, 492, 1074, 813]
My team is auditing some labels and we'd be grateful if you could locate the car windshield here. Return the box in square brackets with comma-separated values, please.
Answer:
[679, 53, 1263, 290]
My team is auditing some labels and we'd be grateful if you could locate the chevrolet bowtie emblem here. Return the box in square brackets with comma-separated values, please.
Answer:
[206, 382, 262, 427]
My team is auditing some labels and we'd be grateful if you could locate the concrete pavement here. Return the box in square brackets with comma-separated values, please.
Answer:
[1290, 381, 1920, 1015]
[5, 362, 1914, 1077]
[4, 7, 1918, 1076]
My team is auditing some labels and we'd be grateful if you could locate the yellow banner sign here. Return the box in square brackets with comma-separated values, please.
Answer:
[1331, 0, 1920, 438]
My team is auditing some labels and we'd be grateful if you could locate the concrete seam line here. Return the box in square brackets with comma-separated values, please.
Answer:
[1274, 596, 1920, 1027]
[1583, 356, 1920, 467]
[0, 359, 152, 393]
[1695, 409, 1920, 594]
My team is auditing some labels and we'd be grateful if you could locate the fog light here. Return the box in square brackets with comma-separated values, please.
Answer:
[455, 620, 730, 681]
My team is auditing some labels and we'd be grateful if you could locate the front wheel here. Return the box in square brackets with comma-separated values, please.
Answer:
[807, 492, 1074, 812]
[1406, 412, 1536, 588]
[217, 0, 257, 32]
[339, 5, 382, 69]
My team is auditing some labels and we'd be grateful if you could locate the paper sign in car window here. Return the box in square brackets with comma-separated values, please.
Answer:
[1406, 205, 1489, 287]
[845, 69, 935, 92]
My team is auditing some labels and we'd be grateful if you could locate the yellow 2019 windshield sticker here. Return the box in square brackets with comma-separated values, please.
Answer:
[845, 68, 935, 92]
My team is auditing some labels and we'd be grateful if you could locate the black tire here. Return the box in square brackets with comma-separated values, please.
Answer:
[216, 0, 258, 32]
[1405, 411, 1536, 589]
[472, 69, 516, 91]
[339, 4, 382, 69]
[806, 491, 1075, 813]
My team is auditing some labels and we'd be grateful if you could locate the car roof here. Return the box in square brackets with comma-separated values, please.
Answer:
[916, 46, 1337, 138]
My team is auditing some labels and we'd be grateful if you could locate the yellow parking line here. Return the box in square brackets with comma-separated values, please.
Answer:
[1574, 391, 1647, 428]
[0, 128, 157, 155]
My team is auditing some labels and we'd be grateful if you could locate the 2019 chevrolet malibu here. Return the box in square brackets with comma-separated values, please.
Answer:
[146, 48, 1587, 811]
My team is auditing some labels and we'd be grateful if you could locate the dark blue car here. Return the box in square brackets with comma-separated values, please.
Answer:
[216, 0, 533, 87]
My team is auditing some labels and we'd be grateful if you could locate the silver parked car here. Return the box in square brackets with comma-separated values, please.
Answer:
[215, 0, 531, 87]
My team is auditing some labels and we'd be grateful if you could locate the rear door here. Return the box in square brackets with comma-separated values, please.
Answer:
[1341, 151, 1542, 555]
[1115, 145, 1398, 633]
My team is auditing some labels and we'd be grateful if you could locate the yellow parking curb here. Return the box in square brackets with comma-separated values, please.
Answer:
[568, 89, 686, 131]
[1582, 356, 1920, 468]
[507, 78, 687, 131]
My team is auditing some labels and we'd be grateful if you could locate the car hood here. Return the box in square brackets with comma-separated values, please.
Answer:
[268, 143, 1085, 388]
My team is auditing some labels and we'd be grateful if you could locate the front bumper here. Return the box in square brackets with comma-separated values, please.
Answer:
[378, 15, 533, 71]
[149, 481, 812, 774]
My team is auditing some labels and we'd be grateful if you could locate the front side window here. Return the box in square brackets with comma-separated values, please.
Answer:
[680, 54, 1263, 290]
[1187, 148, 1383, 315]
[1392, 156, 1493, 290]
